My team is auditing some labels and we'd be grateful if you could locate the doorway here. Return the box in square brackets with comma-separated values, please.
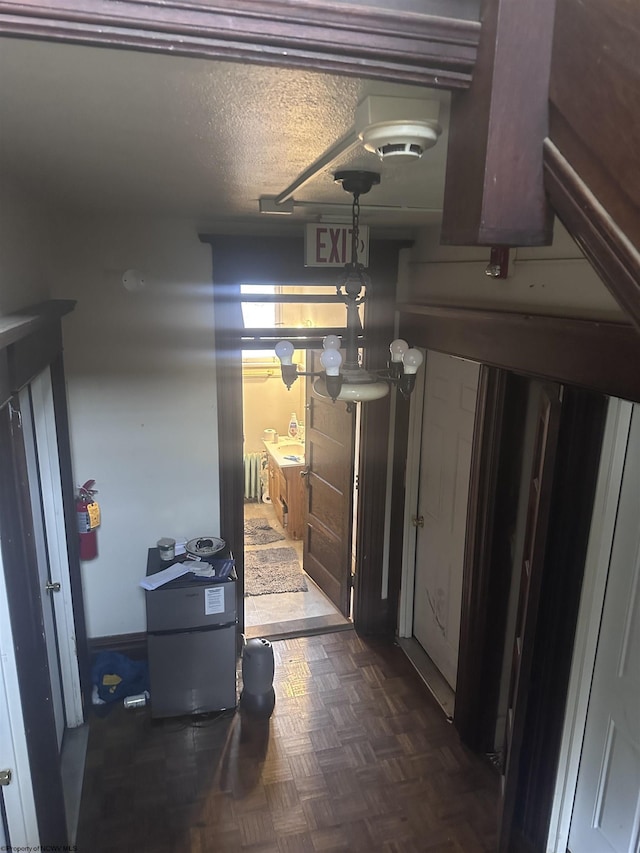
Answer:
[398, 350, 480, 716]
[209, 233, 404, 638]
[239, 283, 353, 638]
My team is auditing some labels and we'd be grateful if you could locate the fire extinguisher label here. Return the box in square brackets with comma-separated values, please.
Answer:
[87, 501, 101, 529]
[77, 511, 90, 533]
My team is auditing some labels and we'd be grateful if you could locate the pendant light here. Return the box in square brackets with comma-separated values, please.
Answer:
[275, 170, 423, 407]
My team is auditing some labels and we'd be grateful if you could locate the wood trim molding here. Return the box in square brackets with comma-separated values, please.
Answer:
[0, 350, 9, 411]
[89, 631, 147, 660]
[50, 353, 92, 712]
[0, 0, 479, 88]
[0, 300, 75, 353]
[454, 366, 506, 749]
[399, 304, 640, 403]
[544, 138, 640, 332]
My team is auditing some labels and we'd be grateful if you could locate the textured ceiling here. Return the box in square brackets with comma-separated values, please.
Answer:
[0, 37, 450, 234]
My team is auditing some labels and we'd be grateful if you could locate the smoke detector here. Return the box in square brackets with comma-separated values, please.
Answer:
[355, 95, 442, 162]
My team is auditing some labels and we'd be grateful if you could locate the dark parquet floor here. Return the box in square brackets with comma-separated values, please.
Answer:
[76, 630, 498, 853]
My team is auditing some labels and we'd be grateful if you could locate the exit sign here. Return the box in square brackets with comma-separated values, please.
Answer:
[305, 223, 370, 267]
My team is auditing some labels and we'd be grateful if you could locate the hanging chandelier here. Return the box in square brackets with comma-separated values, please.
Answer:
[275, 170, 423, 407]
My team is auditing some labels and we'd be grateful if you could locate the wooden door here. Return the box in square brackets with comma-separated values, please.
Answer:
[413, 352, 480, 688]
[568, 405, 640, 853]
[303, 352, 356, 615]
[498, 382, 562, 852]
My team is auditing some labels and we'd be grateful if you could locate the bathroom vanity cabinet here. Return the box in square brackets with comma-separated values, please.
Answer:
[265, 443, 306, 539]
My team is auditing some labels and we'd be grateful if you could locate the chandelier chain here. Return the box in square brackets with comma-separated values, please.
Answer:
[351, 192, 360, 267]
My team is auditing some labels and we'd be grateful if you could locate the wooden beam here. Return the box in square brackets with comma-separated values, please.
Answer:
[0, 0, 479, 89]
[441, 0, 556, 246]
[399, 304, 640, 402]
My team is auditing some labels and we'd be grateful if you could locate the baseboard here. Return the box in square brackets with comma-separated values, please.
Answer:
[88, 631, 147, 660]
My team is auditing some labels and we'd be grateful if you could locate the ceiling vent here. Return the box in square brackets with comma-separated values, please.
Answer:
[355, 95, 442, 162]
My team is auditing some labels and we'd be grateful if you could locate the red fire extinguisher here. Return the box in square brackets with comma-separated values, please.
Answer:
[76, 480, 100, 561]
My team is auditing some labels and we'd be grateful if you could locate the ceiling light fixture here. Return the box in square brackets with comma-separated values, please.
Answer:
[275, 170, 423, 409]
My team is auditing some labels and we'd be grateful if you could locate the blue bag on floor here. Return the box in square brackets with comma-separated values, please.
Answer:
[92, 651, 149, 704]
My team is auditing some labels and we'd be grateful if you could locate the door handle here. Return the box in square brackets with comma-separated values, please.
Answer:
[45, 581, 61, 592]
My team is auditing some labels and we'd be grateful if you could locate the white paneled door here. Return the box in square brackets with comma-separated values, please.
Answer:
[413, 352, 479, 689]
[568, 405, 640, 853]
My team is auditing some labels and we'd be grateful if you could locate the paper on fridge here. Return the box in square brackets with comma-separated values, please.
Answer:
[139, 563, 191, 590]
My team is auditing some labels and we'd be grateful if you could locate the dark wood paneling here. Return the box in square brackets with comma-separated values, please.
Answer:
[441, 0, 555, 246]
[307, 475, 345, 538]
[498, 381, 561, 852]
[544, 139, 640, 332]
[211, 283, 245, 634]
[455, 366, 513, 750]
[8, 322, 61, 393]
[0, 349, 9, 410]
[385, 392, 410, 637]
[50, 352, 91, 712]
[512, 389, 607, 849]
[0, 0, 479, 89]
[549, 0, 640, 250]
[400, 305, 640, 402]
[305, 374, 354, 615]
[353, 243, 406, 636]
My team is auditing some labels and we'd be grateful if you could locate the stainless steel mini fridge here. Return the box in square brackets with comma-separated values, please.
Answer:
[145, 548, 238, 718]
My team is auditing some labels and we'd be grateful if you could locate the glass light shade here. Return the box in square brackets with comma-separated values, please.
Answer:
[389, 338, 409, 363]
[313, 377, 389, 402]
[320, 347, 343, 376]
[275, 340, 295, 365]
[402, 348, 424, 375]
[323, 334, 341, 350]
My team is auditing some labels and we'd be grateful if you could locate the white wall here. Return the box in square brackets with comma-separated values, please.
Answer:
[403, 220, 624, 320]
[0, 179, 52, 314]
[50, 216, 219, 638]
[242, 369, 305, 453]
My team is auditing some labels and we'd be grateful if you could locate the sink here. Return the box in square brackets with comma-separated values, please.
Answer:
[276, 443, 304, 455]
[263, 439, 305, 467]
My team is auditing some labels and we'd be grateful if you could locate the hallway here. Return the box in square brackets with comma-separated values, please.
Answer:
[76, 630, 498, 852]
[243, 500, 350, 638]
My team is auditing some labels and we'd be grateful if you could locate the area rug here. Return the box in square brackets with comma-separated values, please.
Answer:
[244, 546, 308, 596]
[244, 518, 285, 546]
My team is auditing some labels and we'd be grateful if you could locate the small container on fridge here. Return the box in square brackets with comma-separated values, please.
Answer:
[157, 538, 176, 561]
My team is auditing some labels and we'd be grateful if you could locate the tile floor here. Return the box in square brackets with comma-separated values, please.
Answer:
[243, 501, 350, 636]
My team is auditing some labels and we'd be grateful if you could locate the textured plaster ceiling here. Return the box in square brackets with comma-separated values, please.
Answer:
[0, 37, 450, 234]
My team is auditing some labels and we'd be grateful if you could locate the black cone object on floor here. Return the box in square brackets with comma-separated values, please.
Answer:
[241, 638, 275, 717]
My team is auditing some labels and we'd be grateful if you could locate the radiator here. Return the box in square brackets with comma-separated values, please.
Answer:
[243, 452, 265, 501]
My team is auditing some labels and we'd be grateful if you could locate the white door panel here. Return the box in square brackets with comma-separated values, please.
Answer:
[569, 406, 640, 853]
[413, 352, 479, 689]
[30, 369, 83, 728]
[18, 387, 65, 750]
[0, 546, 39, 846]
